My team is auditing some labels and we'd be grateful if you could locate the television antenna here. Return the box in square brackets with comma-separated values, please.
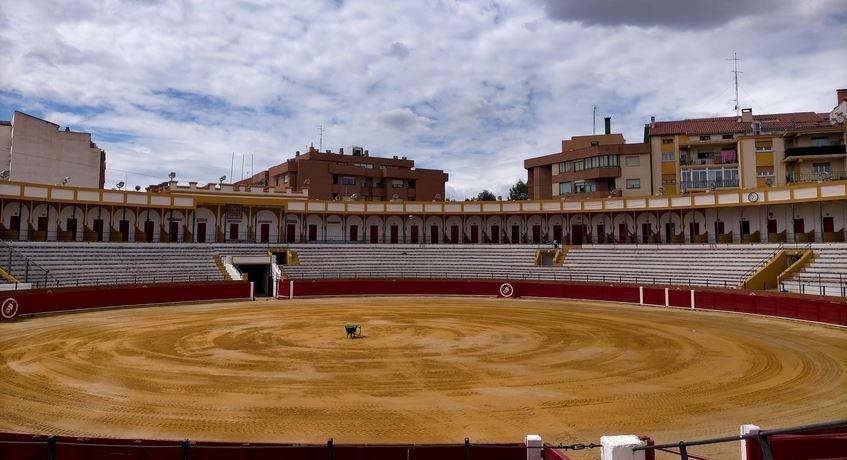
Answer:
[726, 52, 742, 116]
[592, 105, 598, 135]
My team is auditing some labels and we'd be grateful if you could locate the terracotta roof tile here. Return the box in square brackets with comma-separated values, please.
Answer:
[649, 111, 831, 136]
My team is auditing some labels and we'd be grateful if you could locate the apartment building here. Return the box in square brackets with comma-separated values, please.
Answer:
[647, 89, 847, 195]
[236, 145, 448, 201]
[525, 118, 651, 200]
[0, 111, 106, 188]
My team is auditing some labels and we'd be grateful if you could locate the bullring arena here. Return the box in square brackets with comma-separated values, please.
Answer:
[1, 179, 847, 459]
[1, 294, 846, 459]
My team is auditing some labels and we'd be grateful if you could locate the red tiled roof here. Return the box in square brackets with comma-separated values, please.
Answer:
[649, 111, 832, 136]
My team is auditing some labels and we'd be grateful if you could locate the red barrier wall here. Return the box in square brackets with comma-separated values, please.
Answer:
[745, 426, 847, 460]
[0, 281, 251, 320]
[0, 434, 525, 460]
[281, 278, 847, 326]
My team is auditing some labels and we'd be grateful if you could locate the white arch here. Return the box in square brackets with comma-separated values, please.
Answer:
[365, 215, 385, 243]
[57, 205, 84, 241]
[254, 209, 280, 243]
[305, 214, 324, 241]
[30, 203, 60, 240]
[345, 215, 364, 242]
[85, 206, 112, 241]
[2, 202, 29, 240]
[282, 214, 301, 243]
[424, 216, 443, 244]
[190, 207, 217, 243]
[137, 208, 162, 242]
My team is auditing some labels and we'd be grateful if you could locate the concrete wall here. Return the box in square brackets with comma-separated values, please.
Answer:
[9, 112, 104, 188]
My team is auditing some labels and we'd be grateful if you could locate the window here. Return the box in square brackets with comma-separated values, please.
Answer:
[662, 177, 676, 185]
[755, 141, 773, 151]
[354, 163, 374, 169]
[391, 179, 405, 188]
[662, 152, 675, 161]
[374, 180, 383, 188]
[558, 182, 572, 195]
[722, 134, 734, 140]
[574, 182, 596, 193]
[625, 178, 641, 189]
[756, 166, 774, 177]
[699, 135, 711, 141]
[408, 180, 416, 189]
[662, 138, 674, 144]
[811, 137, 829, 147]
[342, 176, 356, 186]
[813, 163, 831, 174]
[558, 161, 572, 173]
[574, 159, 585, 171]
[332, 174, 339, 185]
[283, 175, 289, 184]
[625, 156, 640, 167]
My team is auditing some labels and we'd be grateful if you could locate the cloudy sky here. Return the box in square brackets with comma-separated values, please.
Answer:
[1, 0, 845, 198]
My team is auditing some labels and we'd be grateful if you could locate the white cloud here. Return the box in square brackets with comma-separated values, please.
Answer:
[0, 0, 844, 198]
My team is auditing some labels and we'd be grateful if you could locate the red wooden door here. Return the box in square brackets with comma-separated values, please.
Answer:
[618, 223, 628, 242]
[430, 225, 439, 244]
[689, 222, 700, 243]
[470, 225, 479, 243]
[119, 220, 130, 242]
[641, 223, 651, 243]
[596, 224, 605, 243]
[349, 225, 358, 242]
[532, 225, 541, 243]
[93, 219, 104, 241]
[229, 223, 239, 240]
[793, 219, 804, 235]
[370, 225, 379, 243]
[260, 223, 270, 243]
[286, 223, 296, 243]
[823, 216, 834, 233]
[390, 225, 399, 244]
[410, 225, 419, 244]
[66, 217, 77, 240]
[552, 225, 562, 244]
[767, 219, 778, 234]
[196, 222, 206, 243]
[491, 225, 500, 244]
[145, 221, 155, 242]
[571, 224, 584, 245]
[511, 225, 520, 243]
[37, 216, 48, 232]
[308, 224, 318, 241]
[714, 221, 725, 236]
[450, 225, 459, 243]
[169, 221, 179, 242]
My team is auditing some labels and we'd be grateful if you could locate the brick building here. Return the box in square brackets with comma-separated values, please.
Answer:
[524, 118, 651, 200]
[237, 145, 448, 201]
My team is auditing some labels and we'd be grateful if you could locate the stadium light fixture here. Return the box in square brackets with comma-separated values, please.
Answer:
[62, 177, 70, 185]
[168, 171, 177, 181]
[0, 170, 9, 180]
[116, 181, 125, 190]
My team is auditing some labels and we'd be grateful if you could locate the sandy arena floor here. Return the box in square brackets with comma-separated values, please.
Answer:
[0, 297, 845, 458]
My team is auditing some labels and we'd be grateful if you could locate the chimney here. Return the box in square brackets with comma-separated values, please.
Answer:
[604, 117, 611, 135]
[741, 108, 753, 123]
[650, 116, 656, 128]
[837, 89, 847, 105]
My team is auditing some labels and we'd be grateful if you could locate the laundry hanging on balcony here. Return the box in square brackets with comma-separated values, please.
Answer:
[720, 149, 737, 163]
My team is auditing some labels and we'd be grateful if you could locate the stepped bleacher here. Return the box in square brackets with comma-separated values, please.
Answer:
[560, 244, 782, 288]
[1, 242, 844, 296]
[780, 243, 847, 297]
[283, 244, 543, 280]
[6, 242, 227, 287]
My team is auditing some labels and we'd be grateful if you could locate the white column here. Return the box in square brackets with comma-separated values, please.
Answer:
[639, 286, 644, 305]
[740, 424, 760, 460]
[525, 434, 542, 460]
[690, 289, 696, 309]
[289, 280, 294, 299]
[600, 435, 646, 460]
[664, 287, 669, 306]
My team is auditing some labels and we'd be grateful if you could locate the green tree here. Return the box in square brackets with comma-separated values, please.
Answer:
[475, 189, 497, 201]
[508, 180, 528, 200]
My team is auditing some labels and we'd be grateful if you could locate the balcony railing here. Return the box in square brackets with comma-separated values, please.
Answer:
[680, 179, 739, 190]
[784, 144, 846, 157]
[788, 170, 847, 183]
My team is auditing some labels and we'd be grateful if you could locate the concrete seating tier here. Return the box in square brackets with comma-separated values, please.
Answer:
[6, 242, 226, 287]
[780, 243, 847, 297]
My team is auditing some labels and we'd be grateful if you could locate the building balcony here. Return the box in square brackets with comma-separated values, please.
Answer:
[680, 179, 739, 190]
[553, 167, 621, 182]
[787, 170, 847, 183]
[784, 144, 846, 159]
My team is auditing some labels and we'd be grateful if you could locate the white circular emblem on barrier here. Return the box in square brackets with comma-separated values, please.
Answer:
[1, 298, 19, 319]
[499, 283, 514, 298]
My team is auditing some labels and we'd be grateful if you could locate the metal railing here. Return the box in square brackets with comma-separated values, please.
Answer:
[633, 419, 846, 460]
[0, 240, 60, 288]
[738, 243, 784, 288]
[788, 169, 847, 183]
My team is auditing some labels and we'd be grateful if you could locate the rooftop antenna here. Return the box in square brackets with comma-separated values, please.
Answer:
[230, 153, 234, 185]
[592, 105, 598, 135]
[726, 52, 742, 116]
[317, 124, 324, 152]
